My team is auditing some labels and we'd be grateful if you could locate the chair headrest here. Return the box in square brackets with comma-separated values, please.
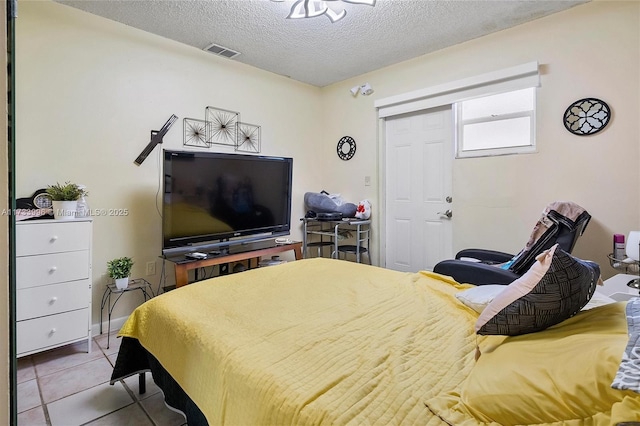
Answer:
[544, 201, 588, 224]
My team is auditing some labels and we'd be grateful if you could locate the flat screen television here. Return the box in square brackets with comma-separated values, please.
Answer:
[162, 150, 293, 256]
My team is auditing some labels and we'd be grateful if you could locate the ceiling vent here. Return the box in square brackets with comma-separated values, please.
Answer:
[203, 43, 241, 59]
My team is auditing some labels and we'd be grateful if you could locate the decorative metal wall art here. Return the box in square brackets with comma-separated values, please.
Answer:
[236, 122, 261, 153]
[182, 106, 262, 153]
[183, 118, 209, 148]
[563, 98, 610, 136]
[205, 106, 240, 146]
[337, 136, 356, 160]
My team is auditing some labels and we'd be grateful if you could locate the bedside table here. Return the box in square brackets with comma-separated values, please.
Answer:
[601, 274, 640, 301]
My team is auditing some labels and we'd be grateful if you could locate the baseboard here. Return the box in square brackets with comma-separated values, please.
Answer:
[92, 315, 129, 337]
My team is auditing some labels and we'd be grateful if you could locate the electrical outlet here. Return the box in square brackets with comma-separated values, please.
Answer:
[364, 176, 371, 186]
[146, 261, 156, 276]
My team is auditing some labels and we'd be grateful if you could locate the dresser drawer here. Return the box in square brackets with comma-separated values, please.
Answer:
[16, 221, 91, 256]
[17, 308, 89, 356]
[16, 250, 90, 289]
[17, 280, 90, 321]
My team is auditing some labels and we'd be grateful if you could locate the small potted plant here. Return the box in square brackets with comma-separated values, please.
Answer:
[107, 257, 134, 290]
[46, 182, 86, 221]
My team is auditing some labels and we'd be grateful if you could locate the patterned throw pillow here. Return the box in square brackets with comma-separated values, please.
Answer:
[476, 244, 599, 336]
[611, 297, 640, 393]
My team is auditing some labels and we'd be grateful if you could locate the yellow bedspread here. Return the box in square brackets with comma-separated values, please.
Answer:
[119, 258, 479, 425]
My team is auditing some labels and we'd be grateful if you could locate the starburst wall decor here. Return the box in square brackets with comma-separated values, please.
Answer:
[182, 106, 262, 153]
[236, 122, 261, 153]
[205, 106, 240, 147]
[183, 118, 209, 148]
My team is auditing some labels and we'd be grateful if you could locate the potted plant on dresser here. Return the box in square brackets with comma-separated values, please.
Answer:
[46, 181, 86, 221]
[107, 257, 134, 290]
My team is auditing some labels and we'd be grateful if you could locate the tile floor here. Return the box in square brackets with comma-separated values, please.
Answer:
[17, 332, 188, 426]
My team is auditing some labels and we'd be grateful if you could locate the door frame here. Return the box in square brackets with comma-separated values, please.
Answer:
[375, 63, 540, 268]
[4, 1, 16, 425]
[377, 107, 454, 269]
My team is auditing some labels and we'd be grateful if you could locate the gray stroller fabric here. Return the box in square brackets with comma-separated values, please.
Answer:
[304, 192, 357, 218]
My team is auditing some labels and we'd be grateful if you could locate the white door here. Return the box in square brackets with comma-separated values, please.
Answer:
[384, 106, 453, 272]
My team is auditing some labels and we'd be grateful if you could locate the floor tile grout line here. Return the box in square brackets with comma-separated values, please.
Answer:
[16, 355, 35, 385]
[38, 341, 117, 407]
[31, 355, 53, 426]
[44, 344, 136, 425]
[77, 401, 142, 426]
[43, 378, 127, 425]
[118, 369, 161, 425]
[22, 335, 150, 426]
[32, 343, 103, 378]
[125, 388, 158, 426]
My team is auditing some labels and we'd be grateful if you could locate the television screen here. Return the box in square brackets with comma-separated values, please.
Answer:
[162, 150, 293, 255]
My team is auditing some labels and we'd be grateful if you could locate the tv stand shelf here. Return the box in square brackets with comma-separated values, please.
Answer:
[164, 239, 303, 287]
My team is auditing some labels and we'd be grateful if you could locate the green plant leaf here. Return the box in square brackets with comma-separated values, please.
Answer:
[46, 181, 87, 201]
[106, 256, 134, 279]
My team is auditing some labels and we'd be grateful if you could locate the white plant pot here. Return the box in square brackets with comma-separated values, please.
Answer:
[115, 277, 129, 290]
[52, 200, 78, 221]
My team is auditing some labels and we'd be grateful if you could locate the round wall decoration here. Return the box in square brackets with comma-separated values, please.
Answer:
[337, 136, 356, 160]
[563, 98, 610, 136]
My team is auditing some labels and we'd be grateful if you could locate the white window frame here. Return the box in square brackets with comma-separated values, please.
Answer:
[455, 88, 537, 158]
[375, 62, 540, 119]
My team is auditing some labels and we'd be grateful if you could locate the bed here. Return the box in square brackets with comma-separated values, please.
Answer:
[110, 255, 640, 425]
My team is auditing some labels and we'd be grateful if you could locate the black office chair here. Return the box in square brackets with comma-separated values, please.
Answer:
[433, 201, 591, 286]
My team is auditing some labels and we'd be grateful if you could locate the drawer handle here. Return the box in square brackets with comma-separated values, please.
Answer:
[49, 266, 57, 274]
[49, 297, 58, 304]
[50, 235, 58, 243]
[50, 328, 57, 335]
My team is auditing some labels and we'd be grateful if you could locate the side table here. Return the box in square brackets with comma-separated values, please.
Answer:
[301, 217, 371, 263]
[600, 273, 640, 301]
[100, 278, 153, 349]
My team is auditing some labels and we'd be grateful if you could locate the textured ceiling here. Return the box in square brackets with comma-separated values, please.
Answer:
[54, 0, 588, 87]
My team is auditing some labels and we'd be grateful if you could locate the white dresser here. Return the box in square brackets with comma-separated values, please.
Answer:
[16, 218, 92, 357]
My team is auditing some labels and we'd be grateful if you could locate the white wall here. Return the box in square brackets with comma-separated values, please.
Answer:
[320, 0, 640, 279]
[16, 1, 324, 321]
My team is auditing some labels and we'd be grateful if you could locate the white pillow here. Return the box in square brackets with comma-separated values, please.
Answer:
[455, 285, 507, 313]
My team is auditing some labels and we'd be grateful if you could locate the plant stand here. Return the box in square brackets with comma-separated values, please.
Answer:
[100, 278, 153, 349]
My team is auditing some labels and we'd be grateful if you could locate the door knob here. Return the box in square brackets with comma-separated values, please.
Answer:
[438, 209, 453, 219]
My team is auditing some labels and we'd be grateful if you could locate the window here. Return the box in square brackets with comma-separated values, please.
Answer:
[455, 87, 536, 158]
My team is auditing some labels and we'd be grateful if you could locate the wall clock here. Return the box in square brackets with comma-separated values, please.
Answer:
[563, 98, 610, 136]
[337, 136, 356, 161]
[16, 188, 53, 219]
[32, 189, 53, 209]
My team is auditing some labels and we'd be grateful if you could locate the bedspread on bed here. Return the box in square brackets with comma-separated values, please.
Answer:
[118, 258, 478, 425]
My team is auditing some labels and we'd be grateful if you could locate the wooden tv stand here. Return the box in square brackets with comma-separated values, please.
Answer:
[166, 239, 303, 288]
